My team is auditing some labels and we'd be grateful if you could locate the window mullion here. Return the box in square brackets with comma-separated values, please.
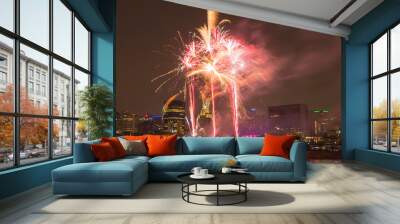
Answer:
[71, 10, 76, 155]
[13, 0, 20, 167]
[388, 30, 391, 152]
[48, 0, 54, 160]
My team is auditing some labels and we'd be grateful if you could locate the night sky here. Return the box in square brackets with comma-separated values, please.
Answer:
[116, 0, 341, 118]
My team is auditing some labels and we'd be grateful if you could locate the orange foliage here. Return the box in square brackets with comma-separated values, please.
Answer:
[0, 85, 59, 150]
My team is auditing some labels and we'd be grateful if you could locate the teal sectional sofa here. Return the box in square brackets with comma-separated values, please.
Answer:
[52, 137, 307, 196]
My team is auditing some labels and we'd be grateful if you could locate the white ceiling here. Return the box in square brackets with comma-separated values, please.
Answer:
[163, 0, 384, 38]
[225, 0, 352, 22]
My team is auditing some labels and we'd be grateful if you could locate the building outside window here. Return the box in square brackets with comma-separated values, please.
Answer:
[370, 22, 400, 154]
[28, 81, 34, 94]
[0, 0, 91, 170]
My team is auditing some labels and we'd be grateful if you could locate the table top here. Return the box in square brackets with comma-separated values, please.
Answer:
[177, 172, 255, 185]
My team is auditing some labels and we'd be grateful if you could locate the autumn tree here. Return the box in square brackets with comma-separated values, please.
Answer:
[0, 85, 59, 152]
[372, 99, 400, 143]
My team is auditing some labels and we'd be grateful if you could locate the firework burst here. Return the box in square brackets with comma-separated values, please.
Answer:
[153, 13, 266, 136]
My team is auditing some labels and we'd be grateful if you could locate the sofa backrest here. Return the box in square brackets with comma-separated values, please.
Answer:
[179, 137, 236, 155]
[236, 137, 264, 155]
[73, 140, 100, 163]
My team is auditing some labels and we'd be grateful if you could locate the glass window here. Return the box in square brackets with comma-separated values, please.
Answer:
[391, 120, 400, 153]
[0, 0, 92, 170]
[19, 117, 49, 165]
[0, 0, 14, 31]
[20, 0, 49, 49]
[372, 33, 387, 76]
[391, 72, 400, 118]
[371, 24, 400, 153]
[53, 119, 72, 157]
[53, 0, 72, 60]
[74, 18, 89, 70]
[391, 24, 400, 70]
[372, 121, 388, 151]
[0, 116, 14, 169]
[75, 120, 88, 143]
[20, 44, 49, 115]
[0, 34, 14, 112]
[74, 69, 89, 118]
[53, 59, 72, 117]
[372, 77, 387, 119]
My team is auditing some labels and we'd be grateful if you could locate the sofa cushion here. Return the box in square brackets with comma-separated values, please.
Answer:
[260, 134, 296, 159]
[236, 155, 293, 172]
[180, 137, 235, 155]
[236, 137, 264, 155]
[147, 135, 177, 157]
[53, 159, 147, 183]
[73, 140, 100, 163]
[149, 154, 235, 172]
[91, 142, 118, 161]
[101, 137, 127, 158]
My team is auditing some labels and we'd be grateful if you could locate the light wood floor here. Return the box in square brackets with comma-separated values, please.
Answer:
[1, 161, 400, 224]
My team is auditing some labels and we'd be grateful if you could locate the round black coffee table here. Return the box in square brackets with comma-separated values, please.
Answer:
[177, 173, 255, 206]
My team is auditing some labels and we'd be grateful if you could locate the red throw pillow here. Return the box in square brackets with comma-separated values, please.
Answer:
[146, 135, 177, 157]
[91, 142, 117, 161]
[124, 135, 148, 141]
[101, 137, 126, 158]
[260, 134, 296, 159]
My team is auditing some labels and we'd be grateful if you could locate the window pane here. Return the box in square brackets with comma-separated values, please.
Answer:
[0, 0, 14, 31]
[391, 24, 400, 70]
[372, 76, 387, 119]
[20, 44, 49, 115]
[372, 33, 387, 76]
[0, 116, 13, 170]
[53, 0, 72, 60]
[74, 69, 89, 118]
[372, 121, 388, 151]
[0, 34, 14, 112]
[74, 18, 89, 70]
[20, 117, 49, 165]
[391, 72, 400, 118]
[53, 59, 72, 117]
[75, 120, 88, 143]
[20, 0, 49, 49]
[53, 119, 72, 157]
[391, 120, 400, 153]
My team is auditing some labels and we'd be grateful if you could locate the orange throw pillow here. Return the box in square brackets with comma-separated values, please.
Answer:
[124, 135, 148, 141]
[260, 134, 296, 159]
[101, 137, 127, 158]
[91, 142, 117, 161]
[146, 135, 177, 157]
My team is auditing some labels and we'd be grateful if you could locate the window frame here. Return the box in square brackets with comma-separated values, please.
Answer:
[0, 0, 92, 171]
[370, 21, 400, 154]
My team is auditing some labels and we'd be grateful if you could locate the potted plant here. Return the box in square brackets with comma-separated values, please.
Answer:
[79, 84, 113, 140]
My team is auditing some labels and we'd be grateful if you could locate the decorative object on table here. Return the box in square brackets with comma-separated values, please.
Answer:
[222, 167, 248, 174]
[79, 84, 113, 140]
[177, 173, 255, 206]
[190, 167, 214, 179]
[191, 167, 202, 176]
[221, 167, 232, 173]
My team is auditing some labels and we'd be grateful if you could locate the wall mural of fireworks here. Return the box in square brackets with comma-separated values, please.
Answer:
[152, 11, 268, 137]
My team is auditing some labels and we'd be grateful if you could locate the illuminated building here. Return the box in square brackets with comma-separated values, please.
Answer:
[116, 112, 137, 135]
[162, 100, 187, 135]
[267, 104, 310, 136]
